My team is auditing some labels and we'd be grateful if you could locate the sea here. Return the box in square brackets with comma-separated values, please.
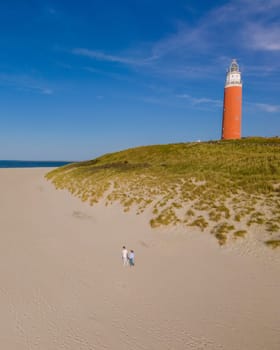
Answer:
[0, 161, 72, 168]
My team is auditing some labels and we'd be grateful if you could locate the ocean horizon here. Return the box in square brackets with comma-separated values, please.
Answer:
[0, 160, 73, 168]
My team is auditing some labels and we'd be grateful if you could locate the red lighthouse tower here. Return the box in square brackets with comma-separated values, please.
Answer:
[221, 59, 242, 139]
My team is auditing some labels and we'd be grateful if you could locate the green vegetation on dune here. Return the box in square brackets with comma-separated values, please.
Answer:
[46, 137, 280, 247]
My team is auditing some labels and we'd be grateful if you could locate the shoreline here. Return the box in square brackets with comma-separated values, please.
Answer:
[0, 162, 71, 169]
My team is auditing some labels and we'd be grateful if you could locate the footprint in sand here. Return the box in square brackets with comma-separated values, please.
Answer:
[72, 210, 93, 220]
[138, 240, 149, 248]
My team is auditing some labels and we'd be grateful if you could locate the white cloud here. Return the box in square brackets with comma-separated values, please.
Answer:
[41, 88, 53, 95]
[72, 48, 154, 66]
[245, 23, 280, 51]
[83, 66, 134, 82]
[151, 25, 208, 59]
[71, 0, 280, 81]
[254, 103, 280, 113]
[177, 94, 222, 107]
[0, 73, 53, 95]
[73, 48, 135, 64]
[150, 0, 280, 61]
[141, 96, 166, 105]
[242, 64, 280, 76]
[238, 0, 280, 13]
[246, 101, 280, 113]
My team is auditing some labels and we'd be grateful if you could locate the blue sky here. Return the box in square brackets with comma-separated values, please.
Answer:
[0, 0, 279, 160]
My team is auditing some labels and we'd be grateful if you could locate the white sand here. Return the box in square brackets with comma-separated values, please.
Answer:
[0, 168, 279, 349]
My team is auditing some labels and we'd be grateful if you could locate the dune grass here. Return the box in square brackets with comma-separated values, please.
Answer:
[46, 137, 280, 246]
[233, 230, 247, 239]
[265, 240, 280, 249]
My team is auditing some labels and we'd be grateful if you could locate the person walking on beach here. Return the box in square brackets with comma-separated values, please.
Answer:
[122, 246, 128, 266]
[128, 250, 135, 267]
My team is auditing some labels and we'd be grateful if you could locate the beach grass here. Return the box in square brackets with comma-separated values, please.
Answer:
[265, 240, 280, 249]
[46, 137, 280, 246]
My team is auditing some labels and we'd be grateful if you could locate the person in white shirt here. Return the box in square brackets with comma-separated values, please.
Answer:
[122, 246, 128, 266]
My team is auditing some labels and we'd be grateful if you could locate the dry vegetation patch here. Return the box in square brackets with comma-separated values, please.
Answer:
[46, 137, 280, 247]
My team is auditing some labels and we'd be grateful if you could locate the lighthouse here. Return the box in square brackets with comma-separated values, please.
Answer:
[221, 59, 242, 139]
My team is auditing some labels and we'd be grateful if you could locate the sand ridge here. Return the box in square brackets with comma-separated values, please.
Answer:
[0, 168, 279, 349]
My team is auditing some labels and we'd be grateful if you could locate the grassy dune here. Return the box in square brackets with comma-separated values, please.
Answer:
[46, 137, 280, 246]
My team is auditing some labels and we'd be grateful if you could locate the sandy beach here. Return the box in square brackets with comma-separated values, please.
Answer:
[0, 168, 279, 350]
